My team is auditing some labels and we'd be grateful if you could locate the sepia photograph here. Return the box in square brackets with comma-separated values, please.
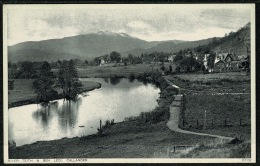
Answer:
[3, 4, 256, 163]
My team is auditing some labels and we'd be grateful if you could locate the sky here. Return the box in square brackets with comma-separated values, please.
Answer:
[5, 4, 253, 46]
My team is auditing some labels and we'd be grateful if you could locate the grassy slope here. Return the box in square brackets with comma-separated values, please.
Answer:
[10, 121, 216, 158]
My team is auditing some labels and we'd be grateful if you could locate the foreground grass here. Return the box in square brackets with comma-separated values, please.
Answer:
[8, 79, 101, 108]
[9, 120, 217, 158]
[169, 138, 251, 158]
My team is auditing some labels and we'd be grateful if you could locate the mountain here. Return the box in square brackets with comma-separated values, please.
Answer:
[8, 31, 157, 62]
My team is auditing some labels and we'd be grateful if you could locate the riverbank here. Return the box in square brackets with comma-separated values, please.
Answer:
[8, 79, 101, 108]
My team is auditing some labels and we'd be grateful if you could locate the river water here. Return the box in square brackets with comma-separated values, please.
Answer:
[8, 78, 160, 146]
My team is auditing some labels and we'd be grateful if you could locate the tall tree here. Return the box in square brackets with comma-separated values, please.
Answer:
[207, 52, 216, 72]
[110, 51, 121, 63]
[128, 54, 134, 64]
[33, 61, 58, 102]
[58, 60, 82, 99]
[19, 61, 36, 78]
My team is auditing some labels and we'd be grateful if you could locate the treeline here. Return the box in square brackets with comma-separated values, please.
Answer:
[9, 60, 82, 103]
[92, 51, 175, 66]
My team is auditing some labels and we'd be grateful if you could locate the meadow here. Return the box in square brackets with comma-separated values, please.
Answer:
[52, 63, 175, 78]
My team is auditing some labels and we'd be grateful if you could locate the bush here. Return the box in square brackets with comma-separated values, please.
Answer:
[175, 66, 181, 73]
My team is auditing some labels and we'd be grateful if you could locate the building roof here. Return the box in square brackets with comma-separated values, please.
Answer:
[230, 54, 239, 61]
[215, 60, 225, 64]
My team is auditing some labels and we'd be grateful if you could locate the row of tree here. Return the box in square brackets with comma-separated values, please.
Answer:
[32, 60, 81, 103]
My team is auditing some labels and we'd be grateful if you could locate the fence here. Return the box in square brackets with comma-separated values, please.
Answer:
[182, 117, 250, 129]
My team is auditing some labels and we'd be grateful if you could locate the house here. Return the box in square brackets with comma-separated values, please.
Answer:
[205, 52, 242, 72]
[168, 54, 176, 62]
[203, 54, 210, 70]
[99, 57, 106, 65]
[214, 60, 226, 72]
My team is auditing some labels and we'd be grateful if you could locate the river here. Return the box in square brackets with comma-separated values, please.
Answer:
[8, 78, 160, 146]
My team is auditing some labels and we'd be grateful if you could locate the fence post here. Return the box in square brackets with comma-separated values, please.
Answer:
[204, 110, 207, 130]
[99, 119, 102, 135]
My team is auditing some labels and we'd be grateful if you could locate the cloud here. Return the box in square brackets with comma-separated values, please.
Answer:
[5, 5, 253, 45]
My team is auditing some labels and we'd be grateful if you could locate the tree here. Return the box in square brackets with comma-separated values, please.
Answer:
[33, 61, 58, 102]
[84, 60, 89, 66]
[169, 65, 173, 73]
[93, 57, 101, 66]
[174, 54, 183, 62]
[175, 66, 181, 73]
[122, 57, 128, 66]
[128, 54, 134, 64]
[8, 62, 18, 79]
[160, 65, 165, 71]
[8, 80, 14, 93]
[179, 56, 199, 72]
[110, 51, 121, 63]
[207, 52, 216, 72]
[19, 61, 36, 78]
[58, 60, 82, 99]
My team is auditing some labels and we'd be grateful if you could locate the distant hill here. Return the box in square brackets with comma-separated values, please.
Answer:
[8, 49, 82, 62]
[212, 23, 250, 57]
[122, 38, 215, 57]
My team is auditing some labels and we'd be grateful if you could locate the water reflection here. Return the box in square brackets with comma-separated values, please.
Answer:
[110, 77, 122, 85]
[103, 77, 109, 83]
[57, 98, 82, 130]
[32, 104, 54, 129]
[128, 76, 135, 83]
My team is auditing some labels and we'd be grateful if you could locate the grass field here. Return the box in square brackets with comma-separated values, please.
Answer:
[166, 72, 251, 93]
[173, 72, 250, 83]
[183, 94, 251, 139]
[8, 79, 101, 107]
[52, 63, 175, 78]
